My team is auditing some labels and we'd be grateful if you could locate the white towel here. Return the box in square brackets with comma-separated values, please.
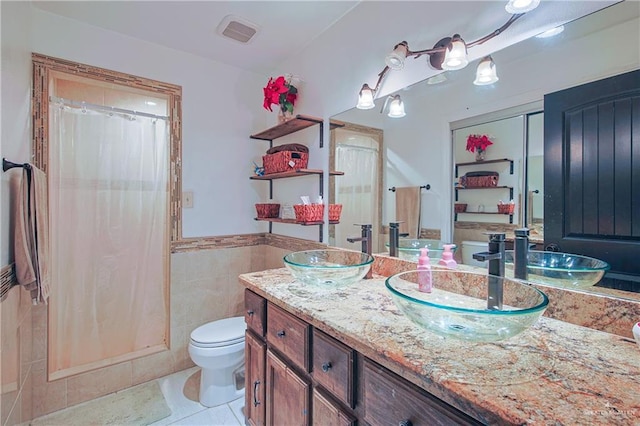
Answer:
[14, 165, 50, 304]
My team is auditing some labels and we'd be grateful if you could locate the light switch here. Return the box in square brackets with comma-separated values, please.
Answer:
[183, 191, 194, 208]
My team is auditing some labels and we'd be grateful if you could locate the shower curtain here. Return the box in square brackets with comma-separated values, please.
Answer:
[47, 102, 169, 379]
[333, 129, 379, 250]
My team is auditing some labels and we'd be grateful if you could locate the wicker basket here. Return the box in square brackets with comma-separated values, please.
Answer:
[454, 203, 467, 213]
[294, 204, 324, 223]
[459, 171, 499, 188]
[329, 204, 343, 222]
[262, 151, 309, 174]
[497, 203, 515, 214]
[255, 203, 281, 218]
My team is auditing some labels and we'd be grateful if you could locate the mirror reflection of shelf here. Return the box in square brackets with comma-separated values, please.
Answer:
[455, 158, 514, 177]
[455, 186, 513, 201]
[454, 211, 514, 224]
[254, 217, 339, 225]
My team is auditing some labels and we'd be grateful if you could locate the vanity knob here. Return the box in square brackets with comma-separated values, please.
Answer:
[321, 362, 332, 372]
[545, 243, 560, 252]
[247, 309, 254, 316]
[399, 420, 413, 426]
[276, 330, 286, 338]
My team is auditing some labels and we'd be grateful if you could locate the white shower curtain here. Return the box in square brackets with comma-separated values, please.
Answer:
[334, 129, 380, 250]
[48, 103, 169, 378]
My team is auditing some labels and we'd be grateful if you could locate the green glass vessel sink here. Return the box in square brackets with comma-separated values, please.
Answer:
[284, 249, 374, 288]
[385, 270, 548, 342]
[384, 239, 457, 262]
[504, 250, 610, 289]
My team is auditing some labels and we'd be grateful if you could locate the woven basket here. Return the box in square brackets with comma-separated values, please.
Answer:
[262, 151, 309, 174]
[255, 203, 280, 218]
[454, 203, 467, 213]
[294, 204, 324, 223]
[459, 171, 499, 188]
[329, 204, 343, 222]
[497, 204, 515, 214]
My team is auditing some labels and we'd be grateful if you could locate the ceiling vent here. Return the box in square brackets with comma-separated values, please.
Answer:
[217, 15, 259, 44]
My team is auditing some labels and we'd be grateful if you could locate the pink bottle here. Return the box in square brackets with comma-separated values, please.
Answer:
[438, 244, 458, 269]
[417, 248, 432, 293]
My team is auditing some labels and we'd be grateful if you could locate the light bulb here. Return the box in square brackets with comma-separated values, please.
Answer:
[387, 95, 406, 118]
[442, 34, 468, 71]
[356, 84, 375, 110]
[385, 42, 408, 70]
[505, 0, 540, 14]
[473, 56, 499, 86]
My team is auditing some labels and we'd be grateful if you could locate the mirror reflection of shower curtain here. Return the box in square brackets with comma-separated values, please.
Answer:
[334, 130, 380, 251]
[47, 103, 169, 379]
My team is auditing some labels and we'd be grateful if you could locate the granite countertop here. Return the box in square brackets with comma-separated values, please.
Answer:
[239, 268, 640, 425]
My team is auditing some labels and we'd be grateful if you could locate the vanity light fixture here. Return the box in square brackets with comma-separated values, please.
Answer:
[381, 95, 406, 118]
[385, 41, 409, 70]
[473, 56, 499, 85]
[356, 83, 376, 109]
[442, 34, 469, 71]
[355, 1, 534, 110]
[505, 0, 540, 14]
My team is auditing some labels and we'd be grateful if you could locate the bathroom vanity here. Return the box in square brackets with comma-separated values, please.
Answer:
[240, 266, 640, 425]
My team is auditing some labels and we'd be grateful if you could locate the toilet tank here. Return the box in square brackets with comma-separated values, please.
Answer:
[461, 241, 488, 267]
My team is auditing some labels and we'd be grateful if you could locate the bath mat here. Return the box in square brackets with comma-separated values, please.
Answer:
[30, 380, 171, 425]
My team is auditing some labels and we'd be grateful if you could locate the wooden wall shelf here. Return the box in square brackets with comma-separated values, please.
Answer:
[254, 218, 339, 225]
[250, 169, 344, 181]
[455, 158, 514, 177]
[250, 115, 323, 143]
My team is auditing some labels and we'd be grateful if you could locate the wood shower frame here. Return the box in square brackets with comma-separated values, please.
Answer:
[32, 53, 182, 380]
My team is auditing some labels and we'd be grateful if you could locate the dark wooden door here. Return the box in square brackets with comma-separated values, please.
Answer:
[266, 349, 310, 426]
[544, 69, 640, 283]
[246, 331, 266, 426]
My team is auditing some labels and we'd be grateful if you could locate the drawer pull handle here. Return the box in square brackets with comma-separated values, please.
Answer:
[247, 309, 254, 316]
[321, 362, 332, 372]
[253, 380, 261, 407]
[399, 420, 412, 426]
[276, 330, 286, 338]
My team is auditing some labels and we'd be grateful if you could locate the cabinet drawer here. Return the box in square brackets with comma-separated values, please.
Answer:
[245, 289, 266, 337]
[362, 359, 481, 426]
[312, 387, 356, 426]
[266, 303, 310, 372]
[312, 329, 355, 408]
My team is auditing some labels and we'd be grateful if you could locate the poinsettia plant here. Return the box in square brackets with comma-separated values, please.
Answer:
[466, 134, 493, 153]
[263, 74, 298, 114]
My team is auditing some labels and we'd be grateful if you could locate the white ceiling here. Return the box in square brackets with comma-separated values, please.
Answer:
[32, 1, 622, 77]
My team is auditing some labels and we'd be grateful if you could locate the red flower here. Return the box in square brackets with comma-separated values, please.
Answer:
[466, 134, 493, 153]
[263, 75, 298, 113]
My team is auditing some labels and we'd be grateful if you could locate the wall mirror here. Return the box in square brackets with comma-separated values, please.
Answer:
[330, 1, 639, 300]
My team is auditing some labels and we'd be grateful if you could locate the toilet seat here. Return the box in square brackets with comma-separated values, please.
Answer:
[190, 316, 246, 348]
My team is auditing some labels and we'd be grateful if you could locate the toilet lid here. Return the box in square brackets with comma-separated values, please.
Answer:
[190, 316, 246, 347]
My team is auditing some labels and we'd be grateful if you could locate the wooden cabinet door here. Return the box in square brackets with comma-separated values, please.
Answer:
[544, 69, 640, 286]
[246, 331, 266, 426]
[312, 387, 356, 426]
[362, 359, 481, 426]
[266, 349, 311, 426]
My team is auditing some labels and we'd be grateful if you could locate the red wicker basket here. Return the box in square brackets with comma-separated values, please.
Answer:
[262, 151, 309, 174]
[459, 171, 499, 188]
[497, 203, 515, 214]
[294, 204, 324, 223]
[454, 203, 467, 213]
[255, 203, 280, 218]
[329, 204, 343, 222]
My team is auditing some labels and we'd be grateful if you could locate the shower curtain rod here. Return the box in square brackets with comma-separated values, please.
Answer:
[49, 96, 169, 120]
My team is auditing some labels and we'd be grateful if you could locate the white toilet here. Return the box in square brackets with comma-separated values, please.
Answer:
[188, 316, 246, 407]
[461, 240, 489, 267]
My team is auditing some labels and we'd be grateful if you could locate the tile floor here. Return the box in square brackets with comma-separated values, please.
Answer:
[150, 367, 245, 426]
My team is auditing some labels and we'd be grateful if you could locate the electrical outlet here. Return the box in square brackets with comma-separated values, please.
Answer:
[183, 191, 193, 208]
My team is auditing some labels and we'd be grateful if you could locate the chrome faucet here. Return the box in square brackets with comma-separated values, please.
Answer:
[388, 221, 410, 257]
[472, 233, 506, 310]
[347, 224, 373, 279]
[514, 228, 530, 280]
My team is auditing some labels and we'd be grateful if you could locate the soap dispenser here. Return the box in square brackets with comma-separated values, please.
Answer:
[438, 244, 458, 269]
[417, 248, 432, 293]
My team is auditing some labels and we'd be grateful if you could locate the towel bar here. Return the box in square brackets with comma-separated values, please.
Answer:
[388, 184, 431, 192]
